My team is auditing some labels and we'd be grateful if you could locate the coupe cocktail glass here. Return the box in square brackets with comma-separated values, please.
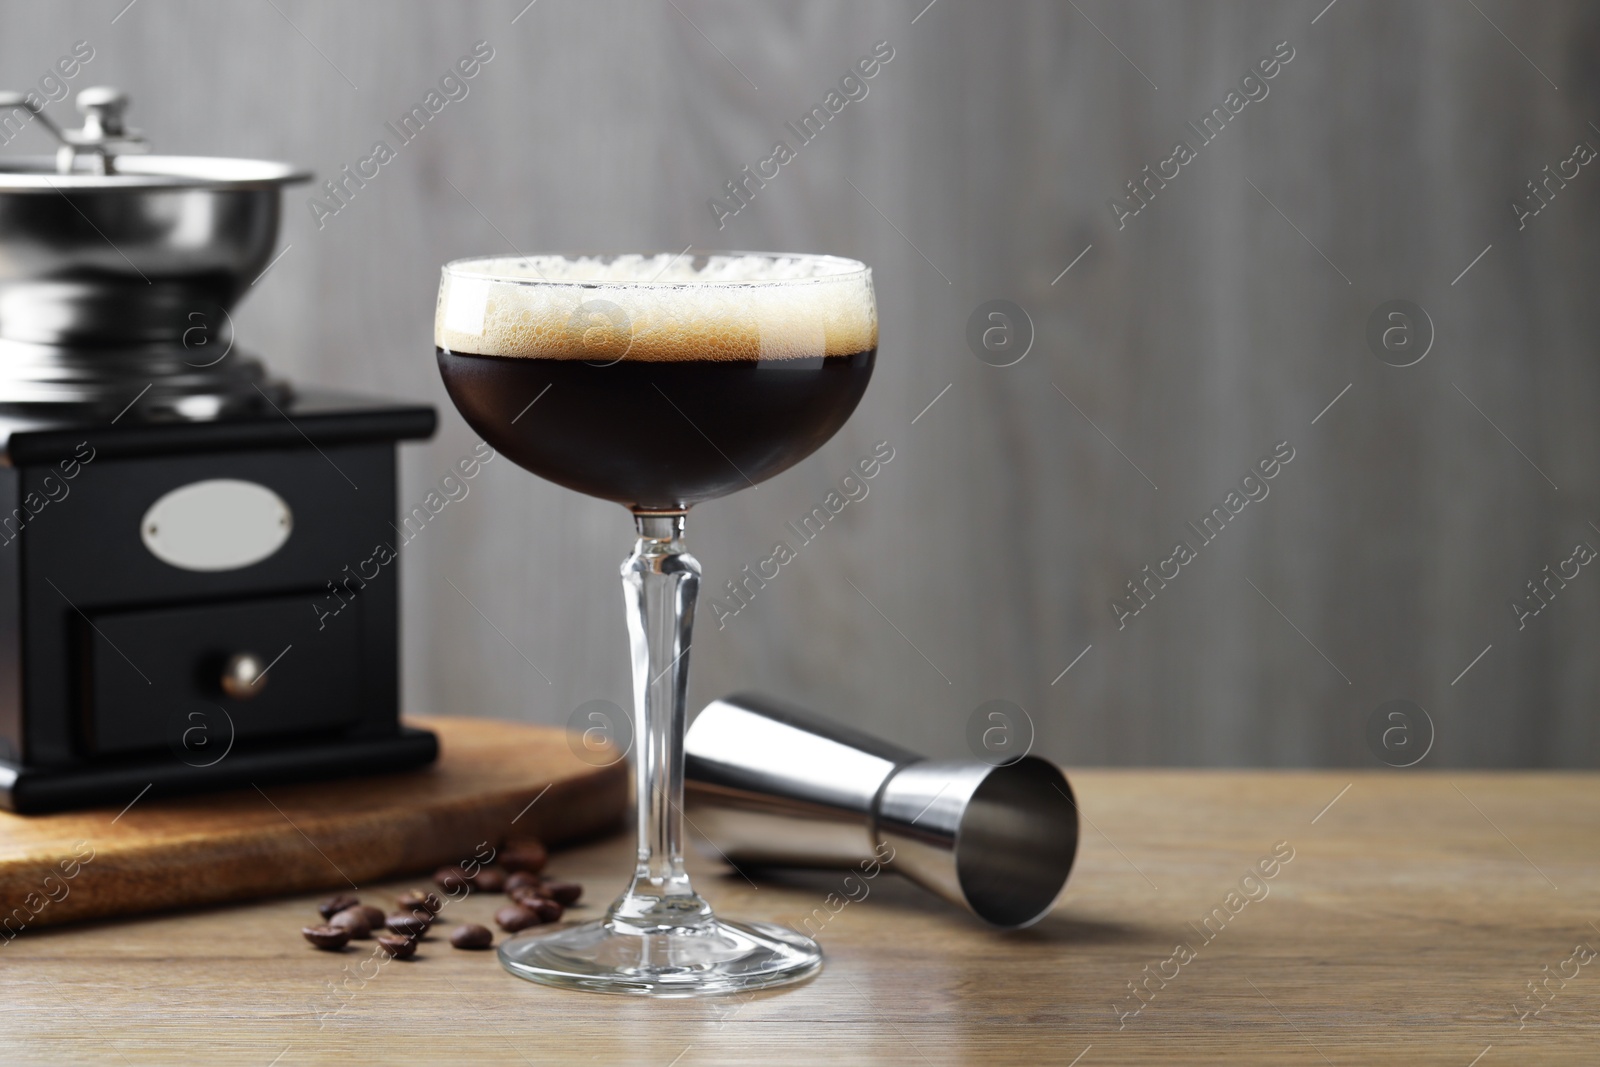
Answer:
[435, 252, 876, 995]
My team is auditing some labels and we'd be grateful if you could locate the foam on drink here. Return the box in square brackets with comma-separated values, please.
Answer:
[436, 253, 877, 362]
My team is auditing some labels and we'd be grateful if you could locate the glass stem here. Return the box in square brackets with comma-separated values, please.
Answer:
[611, 511, 712, 932]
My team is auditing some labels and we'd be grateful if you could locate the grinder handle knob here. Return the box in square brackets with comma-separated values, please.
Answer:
[75, 86, 130, 136]
[221, 652, 269, 700]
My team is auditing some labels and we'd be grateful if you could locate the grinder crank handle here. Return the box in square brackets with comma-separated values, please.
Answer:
[0, 91, 72, 146]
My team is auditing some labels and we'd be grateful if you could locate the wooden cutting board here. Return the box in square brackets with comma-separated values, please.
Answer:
[0, 716, 628, 930]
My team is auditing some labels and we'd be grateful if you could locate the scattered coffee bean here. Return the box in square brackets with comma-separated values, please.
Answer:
[540, 880, 583, 906]
[302, 924, 351, 951]
[450, 923, 494, 950]
[358, 905, 387, 930]
[507, 884, 542, 908]
[499, 840, 548, 874]
[317, 893, 359, 920]
[375, 933, 417, 959]
[470, 867, 506, 892]
[529, 897, 564, 923]
[495, 904, 543, 932]
[434, 866, 469, 893]
[396, 890, 442, 915]
[504, 871, 540, 894]
[329, 906, 372, 939]
[386, 912, 432, 938]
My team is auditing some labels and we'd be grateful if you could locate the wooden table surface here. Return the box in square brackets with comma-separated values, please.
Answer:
[4, 770, 1597, 1065]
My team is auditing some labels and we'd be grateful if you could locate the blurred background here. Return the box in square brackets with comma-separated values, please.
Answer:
[6, 0, 1597, 768]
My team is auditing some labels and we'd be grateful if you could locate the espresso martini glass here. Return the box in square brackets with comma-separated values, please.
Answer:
[435, 252, 877, 995]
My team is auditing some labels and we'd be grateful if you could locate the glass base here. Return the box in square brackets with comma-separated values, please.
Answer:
[498, 916, 822, 997]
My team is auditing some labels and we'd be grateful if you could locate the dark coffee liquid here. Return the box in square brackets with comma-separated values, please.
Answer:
[436, 348, 875, 509]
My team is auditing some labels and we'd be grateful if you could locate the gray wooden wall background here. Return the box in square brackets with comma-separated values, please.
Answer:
[5, 0, 1597, 767]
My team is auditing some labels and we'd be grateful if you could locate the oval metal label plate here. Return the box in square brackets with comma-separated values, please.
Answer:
[140, 479, 292, 572]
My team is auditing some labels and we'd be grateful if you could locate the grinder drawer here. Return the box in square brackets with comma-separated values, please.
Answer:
[79, 592, 364, 756]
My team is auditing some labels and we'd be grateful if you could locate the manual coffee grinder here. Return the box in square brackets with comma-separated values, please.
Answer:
[0, 87, 438, 812]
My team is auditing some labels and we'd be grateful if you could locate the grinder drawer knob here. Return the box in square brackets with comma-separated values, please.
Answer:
[221, 652, 268, 700]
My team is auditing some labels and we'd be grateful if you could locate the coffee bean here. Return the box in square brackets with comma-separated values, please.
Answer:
[507, 884, 542, 908]
[396, 890, 442, 915]
[386, 912, 432, 938]
[529, 897, 564, 923]
[495, 904, 543, 932]
[470, 867, 506, 892]
[540, 880, 583, 906]
[302, 924, 351, 951]
[358, 905, 387, 930]
[375, 934, 417, 959]
[317, 893, 359, 920]
[329, 906, 372, 939]
[499, 840, 548, 874]
[504, 871, 540, 894]
[434, 865, 469, 893]
[450, 923, 494, 950]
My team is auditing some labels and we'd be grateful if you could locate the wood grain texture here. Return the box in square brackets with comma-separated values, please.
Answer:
[3, 1, 1594, 771]
[0, 717, 626, 929]
[0, 770, 1594, 1064]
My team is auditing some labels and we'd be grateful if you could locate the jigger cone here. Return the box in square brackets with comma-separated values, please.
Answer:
[684, 693, 1079, 928]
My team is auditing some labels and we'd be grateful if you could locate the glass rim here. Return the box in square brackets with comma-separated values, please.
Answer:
[440, 250, 871, 288]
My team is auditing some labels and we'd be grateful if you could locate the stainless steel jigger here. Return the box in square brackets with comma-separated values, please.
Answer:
[684, 693, 1079, 928]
